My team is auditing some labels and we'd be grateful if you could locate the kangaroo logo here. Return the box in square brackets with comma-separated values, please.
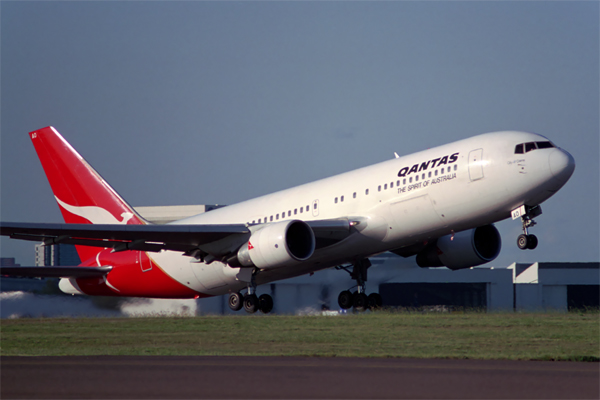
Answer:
[55, 197, 134, 224]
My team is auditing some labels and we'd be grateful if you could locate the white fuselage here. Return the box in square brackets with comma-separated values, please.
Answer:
[147, 131, 574, 296]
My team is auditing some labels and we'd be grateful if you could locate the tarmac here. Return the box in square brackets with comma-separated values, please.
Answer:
[2, 356, 598, 399]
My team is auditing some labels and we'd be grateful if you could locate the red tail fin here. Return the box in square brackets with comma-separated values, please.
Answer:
[29, 127, 146, 262]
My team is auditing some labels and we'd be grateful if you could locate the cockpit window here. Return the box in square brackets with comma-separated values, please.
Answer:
[514, 141, 556, 154]
[536, 141, 555, 149]
[524, 142, 536, 153]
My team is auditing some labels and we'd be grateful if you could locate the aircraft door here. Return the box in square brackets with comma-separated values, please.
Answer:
[312, 200, 319, 217]
[468, 149, 484, 181]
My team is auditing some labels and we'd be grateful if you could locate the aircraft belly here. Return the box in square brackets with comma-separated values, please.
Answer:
[130, 251, 226, 298]
[147, 251, 241, 296]
[188, 260, 248, 295]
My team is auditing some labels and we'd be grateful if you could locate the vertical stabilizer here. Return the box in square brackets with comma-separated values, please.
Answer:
[29, 127, 146, 262]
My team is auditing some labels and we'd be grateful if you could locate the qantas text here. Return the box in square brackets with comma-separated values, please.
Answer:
[397, 152, 459, 177]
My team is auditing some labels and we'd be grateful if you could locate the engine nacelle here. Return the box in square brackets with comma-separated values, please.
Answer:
[234, 220, 315, 270]
[416, 225, 501, 270]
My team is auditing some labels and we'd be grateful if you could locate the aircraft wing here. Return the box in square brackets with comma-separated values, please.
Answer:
[0, 222, 251, 255]
[1, 219, 352, 258]
[0, 265, 112, 278]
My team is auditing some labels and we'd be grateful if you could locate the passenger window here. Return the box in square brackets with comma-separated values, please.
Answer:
[300, 207, 303, 214]
[378, 185, 381, 192]
[441, 168, 444, 174]
[353, 192, 356, 199]
[270, 216, 273, 222]
[390, 182, 394, 188]
[341, 195, 344, 202]
[313, 203, 317, 210]
[403, 179, 406, 185]
[288, 211, 291, 217]
[335, 197, 338, 204]
[307, 205, 310, 212]
[415, 175, 419, 182]
[515, 144, 524, 154]
[409, 177, 413, 183]
[294, 209, 297, 215]
[396, 180, 400, 186]
[454, 165, 457, 171]
[525, 142, 536, 152]
[258, 219, 261, 223]
[422, 173, 425, 180]
[428, 172, 432, 178]
[365, 188, 369, 195]
[384, 184, 387, 190]
[276, 214, 279, 220]
[435, 170, 438, 176]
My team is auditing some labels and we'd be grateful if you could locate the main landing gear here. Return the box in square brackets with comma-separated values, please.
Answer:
[228, 291, 273, 314]
[336, 259, 383, 312]
[514, 205, 542, 250]
[228, 272, 273, 314]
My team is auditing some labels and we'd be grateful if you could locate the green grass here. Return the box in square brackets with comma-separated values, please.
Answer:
[1, 311, 598, 361]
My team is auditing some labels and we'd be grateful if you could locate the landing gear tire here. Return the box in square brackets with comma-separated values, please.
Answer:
[368, 293, 383, 309]
[228, 292, 244, 311]
[517, 234, 538, 250]
[517, 234, 529, 250]
[258, 294, 274, 314]
[527, 234, 538, 250]
[353, 292, 368, 312]
[243, 294, 258, 313]
[338, 290, 353, 309]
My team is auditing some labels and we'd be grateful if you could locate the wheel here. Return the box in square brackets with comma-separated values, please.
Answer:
[517, 234, 529, 250]
[243, 294, 258, 313]
[338, 290, 353, 309]
[368, 293, 383, 309]
[353, 292, 368, 312]
[258, 294, 274, 314]
[527, 234, 538, 250]
[228, 292, 243, 311]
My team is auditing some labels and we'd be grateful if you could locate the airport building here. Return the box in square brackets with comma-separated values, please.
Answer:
[35, 243, 81, 267]
[193, 255, 599, 314]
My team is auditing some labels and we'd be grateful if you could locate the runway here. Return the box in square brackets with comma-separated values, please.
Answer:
[2, 356, 598, 399]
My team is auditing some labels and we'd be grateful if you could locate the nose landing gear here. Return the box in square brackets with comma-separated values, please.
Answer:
[335, 259, 382, 312]
[513, 205, 542, 250]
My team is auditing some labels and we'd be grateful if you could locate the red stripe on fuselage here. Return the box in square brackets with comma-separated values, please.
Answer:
[77, 249, 207, 299]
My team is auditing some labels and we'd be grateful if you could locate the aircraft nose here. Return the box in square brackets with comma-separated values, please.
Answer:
[548, 148, 575, 184]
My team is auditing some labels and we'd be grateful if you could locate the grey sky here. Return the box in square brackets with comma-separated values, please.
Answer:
[1, 1, 598, 267]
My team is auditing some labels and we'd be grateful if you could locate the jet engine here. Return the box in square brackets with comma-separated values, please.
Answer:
[232, 220, 316, 270]
[416, 225, 501, 270]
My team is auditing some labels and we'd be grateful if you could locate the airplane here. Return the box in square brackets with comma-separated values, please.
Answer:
[0, 127, 575, 313]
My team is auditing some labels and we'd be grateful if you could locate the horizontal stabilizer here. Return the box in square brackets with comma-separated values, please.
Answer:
[0, 265, 112, 278]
